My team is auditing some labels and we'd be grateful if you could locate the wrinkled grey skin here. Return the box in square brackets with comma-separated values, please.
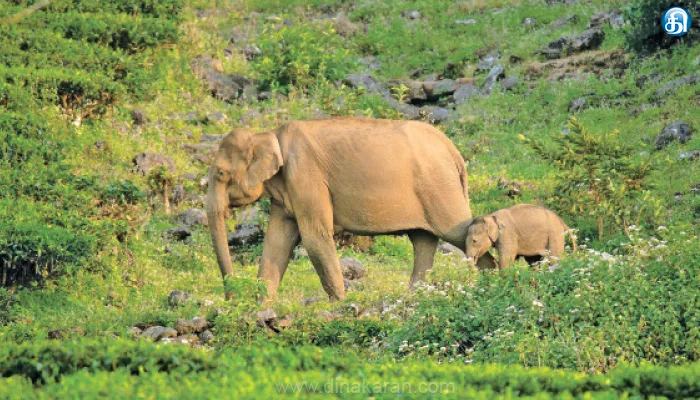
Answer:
[207, 117, 495, 301]
[465, 204, 575, 269]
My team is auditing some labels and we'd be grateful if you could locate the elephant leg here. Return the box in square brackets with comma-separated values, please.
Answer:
[408, 230, 439, 288]
[497, 244, 517, 270]
[296, 206, 345, 301]
[258, 203, 300, 301]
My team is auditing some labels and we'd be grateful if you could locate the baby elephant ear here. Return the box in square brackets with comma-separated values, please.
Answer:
[245, 132, 283, 191]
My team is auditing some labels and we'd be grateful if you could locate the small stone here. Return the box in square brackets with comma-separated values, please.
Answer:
[500, 76, 520, 91]
[165, 226, 191, 241]
[569, 97, 587, 112]
[174, 317, 209, 335]
[301, 297, 321, 306]
[477, 50, 500, 71]
[168, 290, 191, 307]
[455, 19, 477, 25]
[256, 309, 278, 328]
[94, 140, 108, 151]
[206, 112, 227, 124]
[199, 330, 215, 344]
[654, 121, 692, 149]
[679, 150, 699, 161]
[177, 208, 208, 227]
[141, 326, 178, 341]
[401, 10, 421, 20]
[522, 18, 537, 26]
[127, 326, 142, 336]
[423, 79, 457, 99]
[423, 107, 451, 124]
[481, 65, 505, 94]
[133, 153, 176, 175]
[132, 109, 149, 125]
[340, 257, 366, 280]
[454, 84, 480, 104]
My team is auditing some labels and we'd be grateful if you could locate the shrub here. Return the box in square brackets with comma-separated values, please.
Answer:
[386, 231, 699, 371]
[252, 22, 357, 92]
[523, 117, 659, 240]
[624, 0, 699, 53]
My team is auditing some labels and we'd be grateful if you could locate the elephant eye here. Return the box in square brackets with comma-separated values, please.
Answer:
[216, 169, 230, 181]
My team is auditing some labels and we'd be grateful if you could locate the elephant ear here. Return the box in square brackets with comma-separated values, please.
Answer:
[487, 215, 503, 243]
[245, 132, 283, 191]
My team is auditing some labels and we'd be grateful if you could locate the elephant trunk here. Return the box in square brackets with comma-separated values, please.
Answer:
[207, 183, 233, 292]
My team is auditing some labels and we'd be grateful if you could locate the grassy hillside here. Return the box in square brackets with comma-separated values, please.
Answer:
[0, 0, 698, 397]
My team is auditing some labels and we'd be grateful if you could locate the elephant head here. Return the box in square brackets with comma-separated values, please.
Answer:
[206, 129, 283, 284]
[465, 216, 502, 263]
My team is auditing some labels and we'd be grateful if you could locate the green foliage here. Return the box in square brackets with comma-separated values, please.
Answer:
[101, 180, 146, 206]
[524, 118, 658, 240]
[312, 319, 394, 347]
[624, 0, 699, 54]
[388, 234, 699, 370]
[0, 288, 15, 326]
[0, 339, 216, 384]
[252, 22, 357, 92]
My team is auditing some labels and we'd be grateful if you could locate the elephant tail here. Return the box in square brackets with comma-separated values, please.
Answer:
[458, 159, 470, 211]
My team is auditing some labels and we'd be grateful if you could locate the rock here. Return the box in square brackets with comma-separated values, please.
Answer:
[165, 226, 191, 241]
[206, 112, 227, 124]
[498, 178, 522, 198]
[256, 309, 278, 328]
[242, 45, 261, 60]
[423, 107, 451, 124]
[397, 103, 422, 120]
[423, 79, 457, 99]
[316, 310, 337, 321]
[654, 121, 692, 149]
[340, 257, 366, 280]
[589, 9, 624, 29]
[522, 18, 537, 26]
[47, 327, 84, 340]
[301, 297, 321, 306]
[635, 72, 662, 89]
[200, 134, 226, 143]
[132, 153, 175, 175]
[132, 109, 149, 125]
[409, 68, 424, 79]
[509, 55, 524, 64]
[191, 55, 223, 75]
[174, 317, 209, 335]
[165, 334, 200, 346]
[403, 80, 427, 102]
[569, 28, 605, 53]
[679, 150, 700, 161]
[332, 14, 358, 37]
[172, 184, 186, 205]
[227, 205, 264, 247]
[127, 326, 142, 336]
[168, 290, 191, 307]
[477, 50, 500, 71]
[482, 65, 505, 94]
[94, 140, 108, 151]
[454, 84, 480, 104]
[343, 74, 383, 93]
[141, 326, 178, 341]
[500, 76, 520, 91]
[568, 97, 587, 112]
[653, 75, 697, 100]
[537, 28, 604, 59]
[199, 330, 215, 344]
[177, 208, 208, 227]
[551, 14, 578, 28]
[401, 10, 421, 20]
[455, 19, 477, 25]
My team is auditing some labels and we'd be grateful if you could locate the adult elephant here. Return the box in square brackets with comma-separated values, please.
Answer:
[207, 117, 487, 301]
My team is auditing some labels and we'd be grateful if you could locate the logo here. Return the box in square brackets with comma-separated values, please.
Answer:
[662, 7, 691, 37]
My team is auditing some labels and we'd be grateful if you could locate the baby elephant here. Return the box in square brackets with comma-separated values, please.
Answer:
[465, 204, 575, 269]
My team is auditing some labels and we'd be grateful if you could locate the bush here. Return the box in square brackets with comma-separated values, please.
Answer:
[252, 22, 357, 92]
[523, 118, 659, 240]
[624, 0, 699, 53]
[0, 339, 216, 384]
[386, 231, 699, 371]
